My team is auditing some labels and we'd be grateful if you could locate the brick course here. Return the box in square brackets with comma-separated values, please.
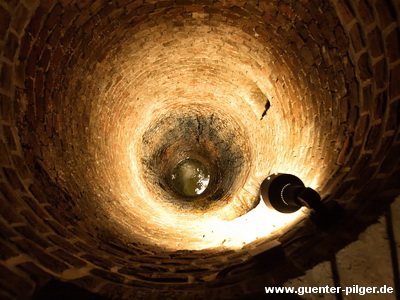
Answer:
[0, 0, 399, 298]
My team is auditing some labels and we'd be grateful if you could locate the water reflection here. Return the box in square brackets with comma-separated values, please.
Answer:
[171, 158, 210, 197]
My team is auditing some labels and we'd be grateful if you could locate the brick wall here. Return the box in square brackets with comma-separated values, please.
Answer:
[0, 0, 399, 299]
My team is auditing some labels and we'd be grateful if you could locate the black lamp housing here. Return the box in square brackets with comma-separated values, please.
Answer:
[260, 173, 343, 228]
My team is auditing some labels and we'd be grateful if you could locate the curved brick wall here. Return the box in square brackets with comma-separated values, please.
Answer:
[0, 0, 399, 298]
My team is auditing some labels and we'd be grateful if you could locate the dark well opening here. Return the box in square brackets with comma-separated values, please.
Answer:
[139, 108, 252, 214]
[171, 158, 210, 197]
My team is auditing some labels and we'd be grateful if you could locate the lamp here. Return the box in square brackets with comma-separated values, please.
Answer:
[260, 173, 343, 228]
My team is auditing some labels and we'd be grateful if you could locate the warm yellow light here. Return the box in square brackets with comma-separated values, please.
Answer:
[184, 201, 307, 250]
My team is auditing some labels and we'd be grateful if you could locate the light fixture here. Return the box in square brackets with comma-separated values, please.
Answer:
[260, 173, 342, 228]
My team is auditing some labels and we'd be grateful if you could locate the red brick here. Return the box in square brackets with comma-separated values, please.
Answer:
[26, 9, 44, 37]
[44, 206, 70, 227]
[176, 0, 194, 4]
[28, 183, 47, 204]
[156, 0, 175, 9]
[0, 93, 12, 123]
[46, 219, 74, 238]
[367, 27, 383, 58]
[50, 46, 63, 69]
[48, 23, 63, 46]
[362, 84, 373, 113]
[35, 69, 44, 95]
[39, 47, 52, 71]
[358, 52, 372, 81]
[0, 201, 24, 224]
[89, 0, 109, 13]
[383, 170, 400, 190]
[293, 2, 311, 23]
[52, 249, 87, 268]
[3, 125, 17, 151]
[365, 123, 382, 151]
[72, 10, 89, 28]
[136, 3, 156, 15]
[14, 239, 69, 273]
[348, 104, 359, 129]
[336, 0, 355, 24]
[0, 5, 11, 40]
[90, 268, 125, 283]
[11, 4, 29, 34]
[385, 99, 399, 131]
[260, 11, 274, 25]
[14, 225, 51, 248]
[335, 26, 349, 48]
[12, 155, 29, 179]
[15, 61, 25, 87]
[98, 243, 130, 258]
[43, 90, 52, 115]
[299, 46, 314, 65]
[17, 262, 52, 286]
[48, 234, 80, 253]
[254, 26, 271, 42]
[22, 195, 49, 219]
[19, 32, 32, 61]
[0, 181, 20, 205]
[38, 0, 56, 12]
[0, 241, 18, 260]
[339, 96, 349, 123]
[0, 62, 13, 92]
[204, 6, 220, 14]
[308, 21, 325, 45]
[36, 96, 45, 122]
[195, 0, 213, 5]
[99, 3, 123, 19]
[60, 26, 74, 48]
[3, 167, 25, 191]
[4, 31, 18, 62]
[82, 15, 100, 34]
[389, 63, 400, 99]
[69, 275, 105, 291]
[6, 0, 19, 10]
[349, 153, 372, 176]
[373, 58, 387, 89]
[115, 0, 133, 7]
[386, 28, 400, 63]
[373, 91, 387, 121]
[357, 0, 374, 25]
[244, 3, 263, 16]
[230, 6, 251, 18]
[337, 134, 353, 165]
[373, 135, 395, 163]
[73, 241, 99, 254]
[355, 114, 369, 143]
[0, 216, 19, 239]
[75, 0, 92, 9]
[0, 140, 11, 166]
[379, 143, 400, 173]
[81, 254, 115, 270]
[343, 59, 355, 83]
[26, 46, 39, 79]
[20, 209, 49, 233]
[0, 265, 33, 297]
[60, 5, 78, 27]
[375, 0, 395, 29]
[36, 27, 50, 55]
[45, 4, 62, 29]
[44, 68, 55, 91]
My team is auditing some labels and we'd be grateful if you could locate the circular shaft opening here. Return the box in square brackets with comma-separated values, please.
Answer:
[171, 158, 210, 197]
